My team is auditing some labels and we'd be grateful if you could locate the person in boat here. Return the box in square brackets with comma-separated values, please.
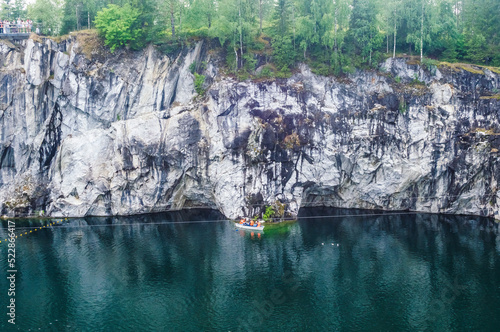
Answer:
[239, 218, 245, 224]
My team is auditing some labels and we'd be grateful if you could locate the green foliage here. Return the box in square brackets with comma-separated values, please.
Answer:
[259, 64, 274, 78]
[200, 61, 207, 72]
[275, 66, 292, 79]
[263, 205, 275, 222]
[60, 0, 111, 35]
[194, 73, 206, 95]
[272, 36, 296, 71]
[243, 53, 257, 73]
[464, 31, 489, 64]
[2, 0, 27, 20]
[394, 75, 401, 83]
[45, 0, 500, 72]
[157, 40, 183, 57]
[94, 4, 142, 53]
[28, 0, 63, 36]
[399, 98, 407, 113]
[311, 63, 331, 76]
[347, 0, 383, 65]
[237, 70, 249, 81]
[421, 57, 439, 75]
[342, 65, 356, 75]
[421, 57, 439, 69]
[189, 62, 197, 74]
[410, 73, 425, 86]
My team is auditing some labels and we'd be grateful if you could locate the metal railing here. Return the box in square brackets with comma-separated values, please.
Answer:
[0, 23, 33, 34]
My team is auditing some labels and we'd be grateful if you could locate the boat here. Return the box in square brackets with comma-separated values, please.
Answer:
[235, 223, 264, 231]
[234, 219, 264, 231]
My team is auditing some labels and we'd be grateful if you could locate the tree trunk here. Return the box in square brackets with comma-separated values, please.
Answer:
[393, 19, 396, 58]
[369, 32, 372, 65]
[334, 1, 338, 57]
[170, 0, 175, 38]
[179, 5, 183, 33]
[76, 5, 80, 30]
[234, 47, 239, 73]
[420, 0, 424, 62]
[239, 0, 243, 63]
[292, 5, 296, 50]
[88, 11, 90, 29]
[259, 0, 263, 33]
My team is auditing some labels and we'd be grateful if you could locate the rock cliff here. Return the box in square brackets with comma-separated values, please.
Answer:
[1, 35, 500, 219]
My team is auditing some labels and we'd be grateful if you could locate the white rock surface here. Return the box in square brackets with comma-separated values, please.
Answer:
[0, 37, 499, 220]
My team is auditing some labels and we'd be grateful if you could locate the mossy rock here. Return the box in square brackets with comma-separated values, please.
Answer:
[480, 94, 500, 100]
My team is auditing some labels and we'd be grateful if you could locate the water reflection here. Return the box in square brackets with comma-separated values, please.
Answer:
[0, 208, 499, 331]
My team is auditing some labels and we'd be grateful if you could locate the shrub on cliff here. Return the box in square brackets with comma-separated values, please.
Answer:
[194, 73, 206, 96]
[94, 4, 142, 53]
[263, 206, 275, 222]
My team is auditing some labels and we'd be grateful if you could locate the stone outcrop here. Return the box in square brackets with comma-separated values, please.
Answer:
[1, 35, 500, 219]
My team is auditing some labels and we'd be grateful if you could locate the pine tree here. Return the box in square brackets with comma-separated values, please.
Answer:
[348, 0, 382, 65]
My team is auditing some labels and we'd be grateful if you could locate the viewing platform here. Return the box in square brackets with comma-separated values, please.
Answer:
[1, 22, 34, 40]
[0, 33, 31, 40]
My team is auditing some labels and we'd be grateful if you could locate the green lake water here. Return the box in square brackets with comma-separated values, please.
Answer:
[0, 208, 499, 331]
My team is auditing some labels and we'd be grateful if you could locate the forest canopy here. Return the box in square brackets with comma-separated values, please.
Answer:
[3, 0, 500, 74]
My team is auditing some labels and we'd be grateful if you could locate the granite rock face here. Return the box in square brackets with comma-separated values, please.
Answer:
[1, 36, 500, 219]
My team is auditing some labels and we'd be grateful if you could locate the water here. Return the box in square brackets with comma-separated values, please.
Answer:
[0, 208, 499, 331]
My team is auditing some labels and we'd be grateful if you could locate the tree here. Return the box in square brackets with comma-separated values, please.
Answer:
[380, 0, 402, 58]
[274, 0, 293, 36]
[27, 0, 63, 35]
[60, 0, 110, 34]
[323, 0, 351, 72]
[182, 0, 217, 30]
[296, 15, 316, 59]
[15, 0, 500, 70]
[348, 0, 383, 65]
[461, 0, 500, 65]
[258, 0, 263, 32]
[404, 0, 438, 61]
[1, 0, 27, 20]
[167, 0, 176, 37]
[210, 0, 237, 47]
[12, 0, 27, 19]
[94, 3, 142, 52]
[426, 0, 460, 61]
